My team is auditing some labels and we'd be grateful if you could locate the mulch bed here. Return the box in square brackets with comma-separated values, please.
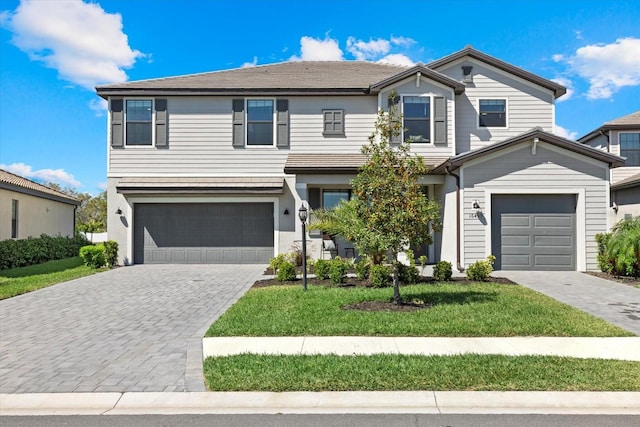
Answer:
[586, 271, 640, 287]
[343, 300, 434, 312]
[252, 275, 516, 289]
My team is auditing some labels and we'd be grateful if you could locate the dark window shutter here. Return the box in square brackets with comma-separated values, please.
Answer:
[388, 95, 401, 145]
[276, 99, 289, 148]
[434, 96, 447, 145]
[232, 99, 245, 148]
[155, 99, 168, 148]
[110, 99, 124, 148]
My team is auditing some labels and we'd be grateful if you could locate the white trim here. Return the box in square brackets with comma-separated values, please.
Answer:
[123, 98, 155, 147]
[125, 196, 280, 263]
[476, 98, 508, 130]
[245, 97, 277, 148]
[380, 74, 460, 97]
[483, 188, 586, 271]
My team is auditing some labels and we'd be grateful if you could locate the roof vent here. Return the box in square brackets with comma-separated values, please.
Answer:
[462, 66, 473, 83]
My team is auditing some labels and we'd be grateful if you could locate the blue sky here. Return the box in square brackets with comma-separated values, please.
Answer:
[1, 0, 639, 194]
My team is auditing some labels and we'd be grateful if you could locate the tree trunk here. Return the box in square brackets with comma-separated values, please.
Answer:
[392, 251, 401, 304]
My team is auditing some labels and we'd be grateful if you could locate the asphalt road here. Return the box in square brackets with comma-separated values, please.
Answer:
[2, 414, 639, 427]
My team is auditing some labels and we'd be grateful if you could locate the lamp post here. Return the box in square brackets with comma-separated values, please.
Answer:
[298, 204, 308, 291]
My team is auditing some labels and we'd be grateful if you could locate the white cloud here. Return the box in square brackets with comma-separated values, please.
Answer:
[551, 77, 574, 102]
[377, 53, 415, 66]
[242, 56, 258, 68]
[290, 36, 343, 61]
[390, 36, 416, 47]
[552, 54, 564, 62]
[88, 98, 108, 116]
[5, 0, 143, 89]
[1, 162, 81, 187]
[554, 124, 578, 140]
[566, 37, 640, 99]
[346, 37, 390, 61]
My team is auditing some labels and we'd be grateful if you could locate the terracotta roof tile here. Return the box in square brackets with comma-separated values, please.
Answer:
[0, 169, 81, 205]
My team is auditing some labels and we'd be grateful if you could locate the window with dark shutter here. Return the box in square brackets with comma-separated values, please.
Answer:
[125, 100, 153, 145]
[403, 96, 430, 143]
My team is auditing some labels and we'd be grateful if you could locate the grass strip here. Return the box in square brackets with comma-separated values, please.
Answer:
[206, 284, 632, 337]
[204, 354, 640, 392]
[0, 256, 101, 299]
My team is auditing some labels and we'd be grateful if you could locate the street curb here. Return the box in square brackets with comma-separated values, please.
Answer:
[2, 391, 639, 416]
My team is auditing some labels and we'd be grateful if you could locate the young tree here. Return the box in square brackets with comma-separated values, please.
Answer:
[47, 183, 106, 234]
[351, 94, 441, 304]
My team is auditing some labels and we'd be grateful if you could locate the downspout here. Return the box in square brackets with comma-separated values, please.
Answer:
[600, 129, 610, 153]
[445, 166, 464, 272]
[73, 204, 78, 237]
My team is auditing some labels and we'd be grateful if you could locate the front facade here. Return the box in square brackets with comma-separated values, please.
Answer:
[0, 169, 80, 240]
[97, 46, 623, 271]
[578, 110, 640, 228]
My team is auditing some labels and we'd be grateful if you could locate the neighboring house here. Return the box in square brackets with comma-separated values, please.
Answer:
[578, 110, 640, 228]
[96, 46, 623, 271]
[0, 169, 81, 240]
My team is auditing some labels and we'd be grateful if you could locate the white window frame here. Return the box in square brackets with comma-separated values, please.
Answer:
[245, 98, 276, 147]
[618, 131, 640, 166]
[476, 98, 508, 129]
[401, 94, 434, 144]
[124, 98, 155, 147]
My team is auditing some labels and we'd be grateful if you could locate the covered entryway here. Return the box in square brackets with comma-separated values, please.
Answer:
[491, 194, 576, 270]
[133, 203, 273, 264]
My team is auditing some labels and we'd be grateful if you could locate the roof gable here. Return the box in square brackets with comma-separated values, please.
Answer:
[370, 64, 465, 94]
[578, 110, 640, 143]
[427, 46, 566, 98]
[432, 129, 625, 173]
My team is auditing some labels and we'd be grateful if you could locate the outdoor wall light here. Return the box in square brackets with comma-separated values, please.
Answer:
[472, 200, 481, 210]
[284, 208, 289, 215]
[115, 208, 122, 215]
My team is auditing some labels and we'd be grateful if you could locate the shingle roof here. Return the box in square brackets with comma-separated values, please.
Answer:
[97, 62, 409, 97]
[577, 110, 640, 143]
[284, 153, 449, 174]
[0, 169, 81, 205]
[611, 172, 640, 190]
[427, 45, 567, 98]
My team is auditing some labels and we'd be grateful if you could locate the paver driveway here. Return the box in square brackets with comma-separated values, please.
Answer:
[0, 264, 264, 393]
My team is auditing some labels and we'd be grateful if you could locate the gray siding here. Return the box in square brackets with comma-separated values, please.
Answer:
[437, 59, 555, 154]
[462, 142, 609, 271]
[109, 96, 380, 177]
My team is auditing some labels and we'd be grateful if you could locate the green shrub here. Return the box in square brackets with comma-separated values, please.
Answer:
[329, 257, 349, 285]
[0, 234, 89, 270]
[314, 259, 330, 279]
[398, 262, 419, 284]
[276, 261, 297, 281]
[354, 258, 371, 280]
[269, 254, 287, 274]
[466, 255, 496, 281]
[103, 240, 119, 267]
[370, 264, 391, 288]
[79, 244, 106, 268]
[433, 260, 453, 281]
[596, 217, 640, 277]
[418, 255, 428, 274]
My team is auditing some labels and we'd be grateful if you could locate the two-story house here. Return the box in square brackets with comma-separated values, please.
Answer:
[96, 46, 623, 271]
[578, 110, 640, 227]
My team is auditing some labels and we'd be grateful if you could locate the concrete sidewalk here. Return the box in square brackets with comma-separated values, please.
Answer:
[202, 336, 640, 361]
[2, 391, 639, 415]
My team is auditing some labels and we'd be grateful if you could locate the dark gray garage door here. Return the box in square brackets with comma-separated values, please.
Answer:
[134, 203, 273, 264]
[491, 195, 576, 270]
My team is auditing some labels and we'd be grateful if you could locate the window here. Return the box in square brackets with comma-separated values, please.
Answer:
[479, 99, 506, 127]
[322, 189, 351, 209]
[403, 96, 430, 142]
[11, 199, 18, 238]
[126, 100, 153, 145]
[620, 133, 640, 166]
[323, 110, 345, 136]
[247, 100, 274, 145]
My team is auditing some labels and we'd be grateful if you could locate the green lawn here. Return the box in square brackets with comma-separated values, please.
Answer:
[206, 283, 633, 337]
[0, 257, 102, 299]
[204, 354, 640, 391]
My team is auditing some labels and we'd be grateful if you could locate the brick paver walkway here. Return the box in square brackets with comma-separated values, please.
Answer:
[0, 264, 264, 393]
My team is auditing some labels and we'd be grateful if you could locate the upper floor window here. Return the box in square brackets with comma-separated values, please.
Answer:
[479, 99, 506, 127]
[247, 100, 274, 146]
[323, 110, 345, 136]
[11, 199, 18, 238]
[620, 132, 640, 166]
[323, 189, 351, 209]
[403, 96, 430, 143]
[126, 100, 153, 145]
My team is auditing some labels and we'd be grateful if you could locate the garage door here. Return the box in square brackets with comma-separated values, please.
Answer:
[491, 195, 576, 270]
[134, 203, 273, 264]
